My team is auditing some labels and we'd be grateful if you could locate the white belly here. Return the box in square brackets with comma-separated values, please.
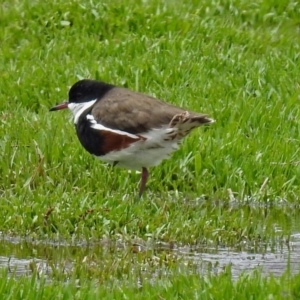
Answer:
[95, 139, 179, 170]
[97, 128, 179, 170]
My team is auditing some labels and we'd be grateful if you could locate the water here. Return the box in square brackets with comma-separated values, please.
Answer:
[0, 232, 299, 280]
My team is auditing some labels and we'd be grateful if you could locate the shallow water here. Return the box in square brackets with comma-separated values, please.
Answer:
[0, 231, 299, 280]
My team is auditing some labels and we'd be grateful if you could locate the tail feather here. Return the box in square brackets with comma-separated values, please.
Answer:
[143, 111, 214, 144]
[190, 114, 215, 125]
[170, 111, 214, 130]
[167, 112, 214, 139]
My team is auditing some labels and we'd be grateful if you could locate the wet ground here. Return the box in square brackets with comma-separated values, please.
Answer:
[0, 231, 299, 279]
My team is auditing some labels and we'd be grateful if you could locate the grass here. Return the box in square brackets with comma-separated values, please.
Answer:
[1, 0, 300, 298]
[1, 267, 300, 300]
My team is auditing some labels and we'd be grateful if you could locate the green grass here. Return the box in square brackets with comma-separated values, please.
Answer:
[1, 0, 300, 298]
[1, 267, 300, 300]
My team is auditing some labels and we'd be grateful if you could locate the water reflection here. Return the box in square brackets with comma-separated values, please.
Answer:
[0, 232, 299, 279]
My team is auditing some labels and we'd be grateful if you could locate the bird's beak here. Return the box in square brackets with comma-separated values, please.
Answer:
[49, 101, 69, 111]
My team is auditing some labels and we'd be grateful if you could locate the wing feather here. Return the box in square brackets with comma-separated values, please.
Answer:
[91, 87, 208, 134]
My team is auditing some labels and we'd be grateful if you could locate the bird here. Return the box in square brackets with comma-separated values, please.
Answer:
[50, 79, 214, 197]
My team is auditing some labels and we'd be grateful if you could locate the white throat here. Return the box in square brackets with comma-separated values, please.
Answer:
[68, 99, 97, 124]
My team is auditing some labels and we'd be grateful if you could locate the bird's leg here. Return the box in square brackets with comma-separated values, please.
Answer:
[139, 167, 149, 198]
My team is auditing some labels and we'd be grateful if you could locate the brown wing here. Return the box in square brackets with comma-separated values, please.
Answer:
[91, 87, 208, 134]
